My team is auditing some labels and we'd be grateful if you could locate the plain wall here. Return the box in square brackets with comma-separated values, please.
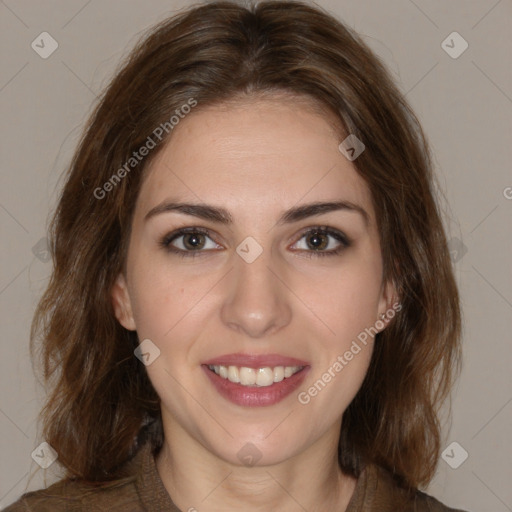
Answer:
[1, 0, 511, 510]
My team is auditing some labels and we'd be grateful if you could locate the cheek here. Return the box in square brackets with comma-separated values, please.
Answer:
[301, 256, 383, 341]
[293, 251, 382, 409]
[127, 250, 207, 339]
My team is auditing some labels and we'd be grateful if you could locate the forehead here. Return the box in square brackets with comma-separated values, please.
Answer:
[136, 95, 373, 222]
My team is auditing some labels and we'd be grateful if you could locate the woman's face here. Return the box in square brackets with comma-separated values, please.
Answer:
[112, 95, 395, 466]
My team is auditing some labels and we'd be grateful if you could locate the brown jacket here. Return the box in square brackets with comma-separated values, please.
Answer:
[5, 442, 469, 511]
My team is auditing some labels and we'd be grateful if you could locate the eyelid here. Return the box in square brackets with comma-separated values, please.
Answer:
[290, 225, 350, 247]
[160, 226, 221, 256]
[287, 226, 350, 258]
[160, 225, 351, 258]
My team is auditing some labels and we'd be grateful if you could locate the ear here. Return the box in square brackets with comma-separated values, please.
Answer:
[111, 273, 137, 331]
[376, 278, 399, 332]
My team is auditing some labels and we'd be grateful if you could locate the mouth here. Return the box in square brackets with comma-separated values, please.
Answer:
[206, 364, 304, 387]
[201, 353, 310, 407]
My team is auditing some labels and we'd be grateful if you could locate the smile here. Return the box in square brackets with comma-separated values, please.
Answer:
[207, 364, 304, 387]
[201, 353, 310, 407]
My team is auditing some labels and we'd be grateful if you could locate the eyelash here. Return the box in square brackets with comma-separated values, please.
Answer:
[159, 226, 351, 259]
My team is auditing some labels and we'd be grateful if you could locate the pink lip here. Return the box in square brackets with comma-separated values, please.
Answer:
[202, 353, 309, 369]
[202, 355, 311, 407]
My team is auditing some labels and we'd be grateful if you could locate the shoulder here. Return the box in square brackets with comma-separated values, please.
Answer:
[3, 445, 148, 512]
[4, 441, 176, 512]
[358, 463, 470, 512]
[413, 490, 470, 512]
[3, 477, 142, 512]
[3, 479, 82, 512]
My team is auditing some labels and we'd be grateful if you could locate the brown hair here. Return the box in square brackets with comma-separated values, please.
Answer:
[32, 0, 461, 491]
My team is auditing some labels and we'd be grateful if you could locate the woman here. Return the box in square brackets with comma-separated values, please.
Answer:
[6, 1, 468, 510]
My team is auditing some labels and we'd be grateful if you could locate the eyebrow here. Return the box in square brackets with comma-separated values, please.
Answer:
[144, 200, 370, 227]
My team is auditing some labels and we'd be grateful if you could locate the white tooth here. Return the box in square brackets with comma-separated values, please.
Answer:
[219, 365, 228, 379]
[227, 365, 240, 383]
[273, 366, 284, 382]
[239, 367, 256, 385]
[284, 366, 294, 378]
[214, 365, 220, 375]
[256, 367, 274, 387]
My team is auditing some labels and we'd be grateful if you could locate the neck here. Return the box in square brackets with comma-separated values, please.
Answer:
[155, 416, 357, 512]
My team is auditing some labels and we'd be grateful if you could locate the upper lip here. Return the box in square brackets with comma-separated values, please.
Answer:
[202, 353, 309, 368]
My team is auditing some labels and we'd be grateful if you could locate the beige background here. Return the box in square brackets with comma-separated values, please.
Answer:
[1, 0, 511, 510]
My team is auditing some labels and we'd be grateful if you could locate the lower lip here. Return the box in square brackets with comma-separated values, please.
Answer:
[202, 365, 310, 407]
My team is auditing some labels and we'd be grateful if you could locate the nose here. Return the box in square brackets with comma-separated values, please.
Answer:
[220, 246, 292, 339]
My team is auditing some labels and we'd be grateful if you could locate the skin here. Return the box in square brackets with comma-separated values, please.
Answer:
[111, 94, 396, 511]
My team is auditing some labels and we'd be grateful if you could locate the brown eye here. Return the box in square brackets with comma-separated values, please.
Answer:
[305, 231, 330, 251]
[291, 226, 350, 257]
[181, 232, 206, 250]
[160, 227, 220, 258]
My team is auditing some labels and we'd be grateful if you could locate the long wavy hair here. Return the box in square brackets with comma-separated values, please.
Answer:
[31, 0, 462, 491]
